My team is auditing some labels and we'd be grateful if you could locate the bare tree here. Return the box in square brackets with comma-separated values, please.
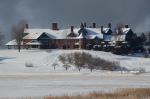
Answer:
[59, 54, 67, 64]
[73, 52, 84, 72]
[52, 62, 59, 70]
[12, 20, 27, 52]
[88, 57, 98, 72]
[0, 30, 4, 47]
[59, 53, 72, 71]
[63, 64, 71, 71]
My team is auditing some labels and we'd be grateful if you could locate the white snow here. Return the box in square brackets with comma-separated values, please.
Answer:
[0, 49, 150, 98]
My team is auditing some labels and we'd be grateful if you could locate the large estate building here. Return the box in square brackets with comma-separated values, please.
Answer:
[6, 23, 134, 49]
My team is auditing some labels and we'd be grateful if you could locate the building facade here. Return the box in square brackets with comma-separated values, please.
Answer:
[6, 23, 133, 49]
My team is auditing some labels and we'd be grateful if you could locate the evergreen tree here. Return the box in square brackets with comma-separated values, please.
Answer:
[140, 33, 147, 44]
[0, 31, 4, 47]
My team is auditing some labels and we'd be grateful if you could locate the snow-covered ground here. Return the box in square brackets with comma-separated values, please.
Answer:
[0, 49, 150, 98]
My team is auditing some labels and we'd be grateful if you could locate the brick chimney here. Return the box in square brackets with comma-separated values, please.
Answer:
[84, 22, 87, 27]
[71, 26, 74, 33]
[25, 24, 29, 28]
[108, 23, 111, 28]
[80, 22, 84, 28]
[93, 23, 96, 28]
[101, 26, 104, 34]
[125, 25, 129, 28]
[52, 23, 58, 30]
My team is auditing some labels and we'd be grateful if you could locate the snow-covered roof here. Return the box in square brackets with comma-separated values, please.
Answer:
[23, 32, 44, 39]
[24, 28, 80, 39]
[103, 28, 111, 34]
[6, 39, 42, 46]
[77, 32, 84, 39]
[24, 28, 106, 40]
[122, 28, 131, 34]
[86, 29, 102, 39]
[5, 40, 23, 46]
[77, 28, 108, 39]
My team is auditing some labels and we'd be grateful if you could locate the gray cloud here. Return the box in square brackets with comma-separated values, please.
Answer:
[0, 0, 150, 42]
[135, 15, 150, 33]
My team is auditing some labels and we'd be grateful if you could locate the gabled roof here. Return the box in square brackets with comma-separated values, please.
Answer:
[24, 28, 80, 39]
[85, 28, 103, 39]
[24, 27, 109, 40]
[77, 28, 109, 39]
[103, 28, 111, 34]
[77, 32, 84, 39]
[23, 32, 43, 39]
[6, 39, 42, 46]
[5, 40, 23, 46]
[122, 28, 132, 34]
[23, 31, 56, 39]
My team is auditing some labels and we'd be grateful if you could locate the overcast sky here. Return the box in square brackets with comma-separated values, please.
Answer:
[0, 0, 150, 41]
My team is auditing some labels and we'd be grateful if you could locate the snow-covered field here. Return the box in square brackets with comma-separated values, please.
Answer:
[0, 49, 150, 98]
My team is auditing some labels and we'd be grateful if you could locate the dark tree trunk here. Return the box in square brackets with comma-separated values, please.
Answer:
[78, 67, 81, 72]
[54, 66, 56, 70]
[90, 68, 93, 72]
[18, 45, 21, 52]
[65, 67, 68, 71]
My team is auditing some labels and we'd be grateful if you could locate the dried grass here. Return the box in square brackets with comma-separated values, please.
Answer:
[44, 88, 150, 99]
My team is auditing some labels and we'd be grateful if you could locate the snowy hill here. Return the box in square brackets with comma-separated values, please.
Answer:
[0, 49, 150, 75]
[0, 49, 150, 98]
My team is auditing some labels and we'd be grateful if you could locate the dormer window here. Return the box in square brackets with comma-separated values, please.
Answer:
[67, 33, 77, 37]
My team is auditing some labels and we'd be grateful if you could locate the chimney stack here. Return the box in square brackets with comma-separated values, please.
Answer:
[101, 26, 104, 34]
[84, 22, 87, 27]
[125, 25, 129, 28]
[93, 23, 96, 28]
[52, 23, 58, 30]
[80, 22, 84, 28]
[108, 23, 111, 28]
[71, 26, 74, 33]
[25, 24, 29, 28]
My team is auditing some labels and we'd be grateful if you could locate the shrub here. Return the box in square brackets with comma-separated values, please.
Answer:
[138, 67, 146, 73]
[130, 67, 146, 75]
[63, 64, 71, 71]
[59, 52, 124, 71]
[144, 49, 149, 58]
[59, 53, 73, 71]
[91, 57, 121, 71]
[73, 52, 93, 72]
[25, 62, 34, 67]
[45, 49, 52, 53]
[52, 62, 59, 70]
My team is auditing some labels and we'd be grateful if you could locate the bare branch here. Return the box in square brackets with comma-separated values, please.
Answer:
[12, 20, 28, 52]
